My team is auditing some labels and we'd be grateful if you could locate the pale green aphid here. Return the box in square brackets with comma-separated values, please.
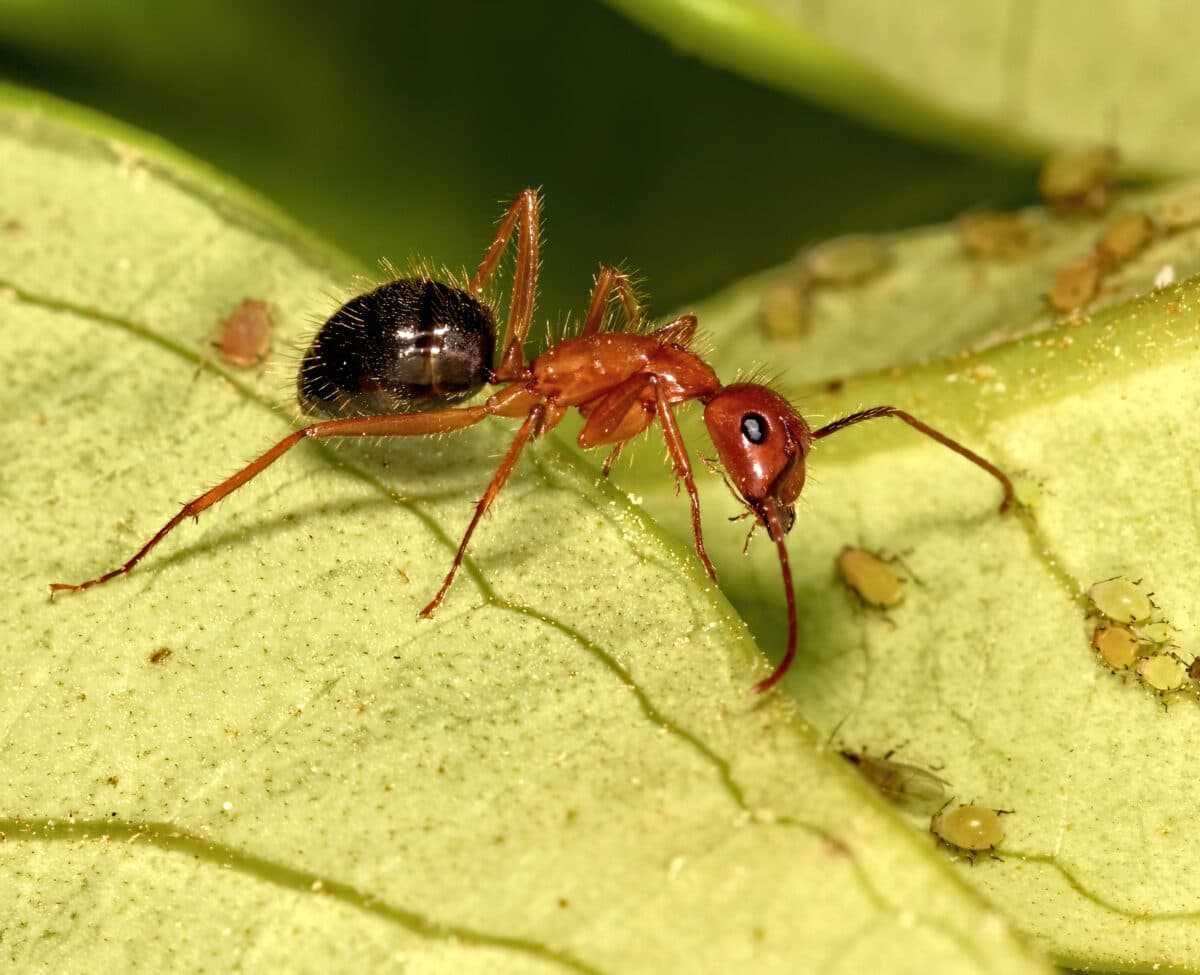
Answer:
[1137, 654, 1188, 693]
[1137, 621, 1173, 644]
[1157, 191, 1200, 231]
[802, 234, 889, 284]
[841, 750, 948, 814]
[1087, 577, 1154, 624]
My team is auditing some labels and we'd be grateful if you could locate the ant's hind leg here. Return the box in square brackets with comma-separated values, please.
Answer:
[49, 404, 499, 596]
[811, 406, 1014, 512]
[419, 404, 547, 618]
[470, 189, 542, 381]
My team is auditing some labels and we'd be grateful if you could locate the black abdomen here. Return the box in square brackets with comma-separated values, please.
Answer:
[298, 279, 495, 417]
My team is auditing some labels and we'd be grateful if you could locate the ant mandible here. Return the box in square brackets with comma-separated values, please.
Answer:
[51, 189, 1014, 694]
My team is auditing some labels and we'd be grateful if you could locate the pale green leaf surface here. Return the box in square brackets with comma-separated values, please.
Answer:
[0, 92, 1051, 972]
[608, 0, 1200, 173]
[606, 188, 1200, 971]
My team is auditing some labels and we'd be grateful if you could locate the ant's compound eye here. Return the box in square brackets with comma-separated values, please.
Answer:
[740, 412, 768, 444]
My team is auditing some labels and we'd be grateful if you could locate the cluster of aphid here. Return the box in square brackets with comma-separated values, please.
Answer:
[759, 234, 891, 341]
[1027, 148, 1200, 314]
[51, 189, 1015, 695]
[1086, 576, 1198, 699]
[762, 146, 1200, 339]
[838, 744, 1010, 862]
[834, 551, 1012, 862]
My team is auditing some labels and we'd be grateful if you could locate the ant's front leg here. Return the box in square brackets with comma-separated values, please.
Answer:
[652, 379, 717, 583]
[470, 189, 541, 382]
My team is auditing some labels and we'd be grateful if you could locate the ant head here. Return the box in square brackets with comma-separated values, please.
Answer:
[703, 383, 812, 540]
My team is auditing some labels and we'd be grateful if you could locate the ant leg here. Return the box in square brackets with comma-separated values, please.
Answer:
[649, 313, 698, 347]
[48, 396, 531, 595]
[811, 406, 1014, 513]
[468, 190, 542, 381]
[600, 443, 625, 477]
[581, 265, 642, 336]
[653, 380, 717, 582]
[420, 404, 546, 618]
[578, 371, 654, 449]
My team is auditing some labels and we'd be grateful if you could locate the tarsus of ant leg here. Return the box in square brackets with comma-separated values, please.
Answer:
[811, 406, 1014, 513]
[419, 404, 546, 619]
[49, 405, 495, 595]
[581, 265, 641, 336]
[752, 531, 798, 695]
[654, 381, 717, 583]
[600, 443, 624, 478]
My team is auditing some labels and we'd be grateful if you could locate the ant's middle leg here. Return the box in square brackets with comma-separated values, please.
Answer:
[50, 385, 536, 596]
[468, 189, 542, 382]
[419, 402, 551, 618]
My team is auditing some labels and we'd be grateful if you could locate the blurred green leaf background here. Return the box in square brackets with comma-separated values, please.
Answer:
[0, 0, 1032, 320]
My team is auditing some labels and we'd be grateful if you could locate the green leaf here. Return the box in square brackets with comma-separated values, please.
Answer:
[0, 87, 1050, 972]
[607, 0, 1198, 173]
[612, 183, 1200, 969]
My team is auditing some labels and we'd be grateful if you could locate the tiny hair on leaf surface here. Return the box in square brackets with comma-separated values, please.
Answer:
[603, 173, 1200, 971]
[0, 86, 1049, 973]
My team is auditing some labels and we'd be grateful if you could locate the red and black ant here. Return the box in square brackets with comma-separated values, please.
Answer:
[51, 189, 1013, 693]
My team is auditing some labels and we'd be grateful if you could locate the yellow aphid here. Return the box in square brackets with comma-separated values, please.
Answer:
[958, 210, 1037, 260]
[931, 803, 1008, 859]
[1039, 146, 1119, 212]
[1047, 256, 1101, 313]
[1092, 623, 1138, 670]
[1087, 577, 1153, 624]
[1156, 191, 1200, 231]
[1096, 211, 1153, 266]
[1137, 653, 1187, 693]
[837, 547, 905, 608]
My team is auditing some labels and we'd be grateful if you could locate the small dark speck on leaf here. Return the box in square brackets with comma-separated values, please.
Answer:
[149, 647, 172, 665]
[106, 776, 119, 786]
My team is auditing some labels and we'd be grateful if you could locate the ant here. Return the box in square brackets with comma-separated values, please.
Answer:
[50, 189, 1014, 694]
